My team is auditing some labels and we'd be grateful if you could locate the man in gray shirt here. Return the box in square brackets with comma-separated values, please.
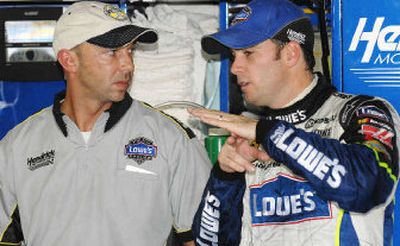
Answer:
[0, 1, 211, 245]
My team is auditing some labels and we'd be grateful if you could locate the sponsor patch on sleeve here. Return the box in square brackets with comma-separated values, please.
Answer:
[361, 124, 394, 149]
[249, 173, 332, 226]
[356, 105, 389, 122]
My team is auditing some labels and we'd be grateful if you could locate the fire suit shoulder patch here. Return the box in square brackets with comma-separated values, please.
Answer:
[139, 102, 196, 140]
[249, 173, 332, 226]
[339, 95, 374, 128]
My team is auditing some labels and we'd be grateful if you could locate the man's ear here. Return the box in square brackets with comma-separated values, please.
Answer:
[284, 41, 302, 68]
[57, 49, 79, 73]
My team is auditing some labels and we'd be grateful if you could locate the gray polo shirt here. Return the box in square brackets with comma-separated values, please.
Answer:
[0, 93, 211, 245]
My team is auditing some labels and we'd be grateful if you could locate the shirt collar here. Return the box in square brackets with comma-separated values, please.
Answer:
[284, 74, 319, 108]
[52, 91, 133, 137]
[262, 73, 336, 124]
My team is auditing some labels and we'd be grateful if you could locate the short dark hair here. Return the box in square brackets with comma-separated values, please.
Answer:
[301, 46, 315, 72]
[271, 38, 315, 72]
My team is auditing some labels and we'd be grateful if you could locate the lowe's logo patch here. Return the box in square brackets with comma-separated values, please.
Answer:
[196, 191, 221, 245]
[250, 173, 332, 226]
[125, 137, 157, 164]
[267, 109, 307, 124]
[270, 124, 347, 189]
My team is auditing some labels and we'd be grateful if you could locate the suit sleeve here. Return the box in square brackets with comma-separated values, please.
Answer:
[192, 164, 245, 246]
[256, 98, 399, 213]
[0, 137, 24, 245]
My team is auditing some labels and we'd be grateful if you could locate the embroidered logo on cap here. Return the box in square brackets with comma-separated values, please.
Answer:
[231, 6, 252, 26]
[103, 4, 128, 21]
[286, 28, 306, 45]
[125, 137, 157, 164]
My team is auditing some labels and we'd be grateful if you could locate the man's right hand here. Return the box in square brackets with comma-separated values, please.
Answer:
[218, 135, 270, 173]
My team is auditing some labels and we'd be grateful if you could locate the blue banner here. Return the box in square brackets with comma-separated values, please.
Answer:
[0, 81, 65, 139]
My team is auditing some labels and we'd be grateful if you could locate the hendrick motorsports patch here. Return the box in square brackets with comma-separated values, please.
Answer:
[27, 150, 55, 171]
[125, 137, 157, 164]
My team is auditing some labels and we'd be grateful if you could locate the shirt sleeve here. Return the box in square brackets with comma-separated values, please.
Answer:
[0, 137, 24, 245]
[255, 97, 399, 213]
[169, 135, 212, 243]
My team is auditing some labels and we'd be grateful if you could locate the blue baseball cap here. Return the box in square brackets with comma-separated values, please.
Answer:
[201, 0, 314, 55]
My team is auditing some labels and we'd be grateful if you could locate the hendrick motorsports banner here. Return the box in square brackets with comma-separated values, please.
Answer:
[342, 0, 400, 112]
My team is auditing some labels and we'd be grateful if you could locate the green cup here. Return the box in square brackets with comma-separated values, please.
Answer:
[204, 128, 229, 165]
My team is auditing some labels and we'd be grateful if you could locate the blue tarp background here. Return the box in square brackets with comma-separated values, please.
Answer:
[0, 80, 65, 139]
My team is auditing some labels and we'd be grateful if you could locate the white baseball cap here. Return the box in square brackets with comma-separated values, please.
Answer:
[53, 1, 158, 55]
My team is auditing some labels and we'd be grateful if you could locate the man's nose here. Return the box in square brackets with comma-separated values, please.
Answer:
[230, 57, 243, 75]
[119, 52, 134, 72]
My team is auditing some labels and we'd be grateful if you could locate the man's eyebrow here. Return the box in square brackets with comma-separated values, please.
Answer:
[121, 42, 136, 49]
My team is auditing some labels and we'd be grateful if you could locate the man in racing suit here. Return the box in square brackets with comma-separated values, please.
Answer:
[189, 0, 400, 245]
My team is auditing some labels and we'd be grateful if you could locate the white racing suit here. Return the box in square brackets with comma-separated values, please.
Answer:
[192, 74, 400, 245]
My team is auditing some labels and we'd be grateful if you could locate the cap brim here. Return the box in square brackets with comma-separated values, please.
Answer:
[87, 25, 158, 49]
[136, 28, 158, 44]
[201, 27, 271, 55]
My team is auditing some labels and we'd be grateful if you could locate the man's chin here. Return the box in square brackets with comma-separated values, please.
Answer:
[243, 95, 256, 106]
[111, 91, 127, 102]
